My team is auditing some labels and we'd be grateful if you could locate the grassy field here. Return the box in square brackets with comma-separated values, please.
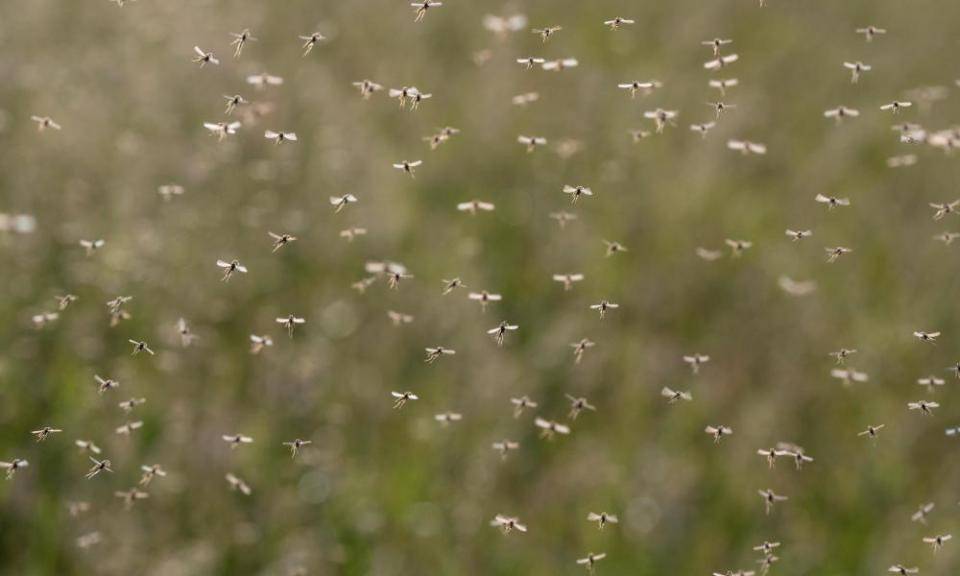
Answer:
[2, 0, 960, 574]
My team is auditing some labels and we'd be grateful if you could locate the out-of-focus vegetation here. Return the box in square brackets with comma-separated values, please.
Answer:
[3, 0, 960, 574]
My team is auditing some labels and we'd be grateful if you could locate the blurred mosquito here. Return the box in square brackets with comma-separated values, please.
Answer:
[587, 512, 618, 529]
[704, 54, 739, 70]
[511, 396, 538, 418]
[535, 418, 571, 439]
[94, 375, 118, 395]
[118, 397, 146, 413]
[912, 502, 935, 524]
[517, 57, 546, 69]
[826, 246, 853, 263]
[226, 473, 252, 495]
[518, 135, 548, 152]
[831, 368, 868, 386]
[709, 78, 739, 96]
[566, 395, 596, 419]
[115, 488, 149, 510]
[683, 353, 710, 374]
[31, 116, 61, 131]
[930, 200, 959, 220]
[758, 489, 787, 514]
[116, 421, 143, 436]
[250, 334, 273, 354]
[223, 434, 254, 449]
[577, 553, 606, 572]
[662, 387, 693, 403]
[571, 339, 595, 364]
[330, 195, 359, 212]
[550, 211, 577, 228]
[725, 239, 752, 256]
[492, 440, 520, 459]
[265, 130, 297, 144]
[857, 26, 887, 41]
[353, 80, 384, 99]
[158, 183, 185, 201]
[434, 412, 463, 425]
[80, 239, 105, 255]
[645, 109, 678, 133]
[139, 464, 167, 485]
[691, 122, 717, 138]
[917, 375, 945, 393]
[457, 200, 495, 215]
[824, 106, 860, 123]
[727, 140, 766, 155]
[880, 101, 912, 114]
[815, 194, 850, 209]
[340, 228, 367, 242]
[604, 240, 627, 256]
[553, 273, 585, 290]
[491, 515, 527, 533]
[75, 440, 101, 454]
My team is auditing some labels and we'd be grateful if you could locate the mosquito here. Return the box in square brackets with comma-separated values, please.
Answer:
[577, 553, 606, 572]
[618, 80, 662, 99]
[265, 130, 297, 144]
[703, 38, 733, 56]
[412, 1, 442, 22]
[277, 315, 306, 337]
[566, 395, 596, 419]
[1, 459, 29, 479]
[923, 534, 952, 553]
[858, 424, 885, 443]
[930, 200, 959, 220]
[486, 321, 517, 346]
[229, 29, 256, 58]
[826, 247, 853, 263]
[115, 488, 149, 510]
[908, 400, 939, 415]
[532, 26, 562, 42]
[705, 425, 733, 443]
[830, 348, 857, 364]
[340, 228, 367, 242]
[709, 78, 739, 96]
[425, 346, 456, 364]
[75, 440, 102, 454]
[32, 427, 62, 441]
[913, 331, 940, 343]
[192, 46, 220, 67]
[815, 194, 850, 209]
[843, 61, 871, 83]
[94, 375, 118, 395]
[393, 160, 422, 177]
[880, 101, 912, 114]
[392, 391, 419, 408]
[725, 239, 752, 256]
[86, 457, 113, 479]
[299, 32, 325, 56]
[605, 17, 635, 30]
[550, 211, 577, 228]
[222, 434, 254, 449]
[691, 122, 717, 138]
[644, 109, 678, 133]
[283, 439, 312, 458]
[590, 300, 619, 319]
